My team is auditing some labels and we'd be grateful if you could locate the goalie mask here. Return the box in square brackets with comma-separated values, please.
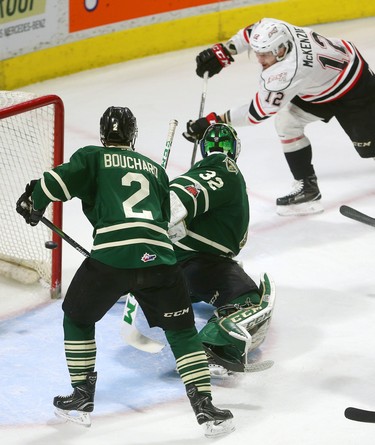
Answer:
[100, 106, 138, 149]
[200, 123, 241, 161]
[250, 21, 292, 61]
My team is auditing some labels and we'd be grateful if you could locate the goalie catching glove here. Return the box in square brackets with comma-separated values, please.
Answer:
[183, 112, 223, 143]
[16, 180, 46, 226]
[196, 43, 234, 78]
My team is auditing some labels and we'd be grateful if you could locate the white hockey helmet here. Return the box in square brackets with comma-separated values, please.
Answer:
[250, 21, 292, 61]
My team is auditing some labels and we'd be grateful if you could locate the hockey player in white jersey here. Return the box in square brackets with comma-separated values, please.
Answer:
[184, 18, 375, 216]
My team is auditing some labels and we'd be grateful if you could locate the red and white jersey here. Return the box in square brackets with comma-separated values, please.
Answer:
[227, 18, 366, 126]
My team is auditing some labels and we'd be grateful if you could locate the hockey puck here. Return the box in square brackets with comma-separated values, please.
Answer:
[45, 241, 58, 249]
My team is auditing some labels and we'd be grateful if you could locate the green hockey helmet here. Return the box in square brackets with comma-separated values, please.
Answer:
[100, 106, 138, 149]
[200, 123, 241, 161]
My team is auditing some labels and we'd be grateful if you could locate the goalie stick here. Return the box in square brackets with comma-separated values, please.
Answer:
[344, 407, 375, 423]
[339, 205, 375, 227]
[204, 345, 274, 374]
[121, 119, 179, 353]
[190, 71, 209, 167]
[41, 217, 164, 353]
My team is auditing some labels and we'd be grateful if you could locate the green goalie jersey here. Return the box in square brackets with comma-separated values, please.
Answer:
[32, 145, 176, 269]
[170, 153, 249, 261]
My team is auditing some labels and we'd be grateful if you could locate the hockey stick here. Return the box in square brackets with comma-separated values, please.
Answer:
[204, 345, 274, 374]
[41, 217, 90, 257]
[121, 119, 179, 353]
[340, 207, 375, 422]
[339, 205, 375, 227]
[190, 71, 209, 167]
[41, 217, 165, 353]
[121, 293, 165, 353]
[161, 119, 178, 169]
[344, 407, 375, 423]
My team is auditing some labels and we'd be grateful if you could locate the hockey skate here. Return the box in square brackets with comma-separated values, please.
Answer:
[276, 174, 323, 216]
[53, 372, 97, 427]
[206, 347, 234, 379]
[186, 384, 235, 437]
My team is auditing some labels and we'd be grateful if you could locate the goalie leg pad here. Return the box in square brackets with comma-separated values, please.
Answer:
[227, 272, 276, 352]
[199, 273, 276, 372]
[198, 317, 247, 373]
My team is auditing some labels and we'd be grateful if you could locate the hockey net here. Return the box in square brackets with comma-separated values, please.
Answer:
[0, 91, 64, 298]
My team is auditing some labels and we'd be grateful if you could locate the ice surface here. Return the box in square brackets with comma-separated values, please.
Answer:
[1, 17, 375, 445]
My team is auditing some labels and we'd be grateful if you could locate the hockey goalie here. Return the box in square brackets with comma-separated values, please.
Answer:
[168, 123, 276, 377]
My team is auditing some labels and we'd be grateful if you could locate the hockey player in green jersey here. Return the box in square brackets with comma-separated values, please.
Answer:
[168, 123, 276, 377]
[16, 107, 234, 437]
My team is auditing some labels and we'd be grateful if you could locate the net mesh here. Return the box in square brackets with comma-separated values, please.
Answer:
[0, 91, 58, 287]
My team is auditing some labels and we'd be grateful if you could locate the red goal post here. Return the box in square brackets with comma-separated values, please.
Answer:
[0, 91, 64, 298]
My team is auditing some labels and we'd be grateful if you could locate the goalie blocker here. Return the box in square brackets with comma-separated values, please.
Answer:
[199, 273, 275, 375]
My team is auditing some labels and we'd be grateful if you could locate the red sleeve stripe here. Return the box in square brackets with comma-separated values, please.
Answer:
[280, 135, 304, 144]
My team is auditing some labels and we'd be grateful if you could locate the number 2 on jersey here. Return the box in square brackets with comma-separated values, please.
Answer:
[122, 172, 153, 219]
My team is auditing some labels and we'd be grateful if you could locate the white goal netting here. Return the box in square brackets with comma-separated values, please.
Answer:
[0, 91, 63, 297]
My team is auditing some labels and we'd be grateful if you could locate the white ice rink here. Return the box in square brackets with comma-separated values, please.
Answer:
[1, 17, 375, 445]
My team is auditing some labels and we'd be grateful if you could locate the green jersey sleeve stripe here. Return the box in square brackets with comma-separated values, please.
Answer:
[171, 183, 198, 217]
[201, 186, 209, 213]
[178, 230, 233, 255]
[40, 174, 60, 201]
[92, 238, 174, 251]
[171, 177, 210, 214]
[96, 221, 168, 236]
[177, 175, 210, 213]
[48, 170, 72, 200]
[49, 170, 71, 200]
[173, 242, 196, 251]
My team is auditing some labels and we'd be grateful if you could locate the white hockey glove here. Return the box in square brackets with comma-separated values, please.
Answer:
[168, 191, 188, 242]
[169, 191, 187, 227]
[168, 220, 188, 243]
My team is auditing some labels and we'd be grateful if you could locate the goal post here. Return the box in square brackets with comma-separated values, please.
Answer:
[0, 91, 64, 298]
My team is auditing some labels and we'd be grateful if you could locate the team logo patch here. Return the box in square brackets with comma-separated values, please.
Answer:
[185, 183, 201, 198]
[141, 252, 157, 263]
[268, 72, 287, 84]
[224, 157, 239, 173]
[268, 26, 278, 38]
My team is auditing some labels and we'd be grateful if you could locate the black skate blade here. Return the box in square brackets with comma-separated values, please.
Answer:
[345, 407, 375, 423]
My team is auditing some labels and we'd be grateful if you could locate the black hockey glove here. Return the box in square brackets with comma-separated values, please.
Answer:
[196, 43, 234, 78]
[183, 112, 223, 143]
[16, 180, 46, 226]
